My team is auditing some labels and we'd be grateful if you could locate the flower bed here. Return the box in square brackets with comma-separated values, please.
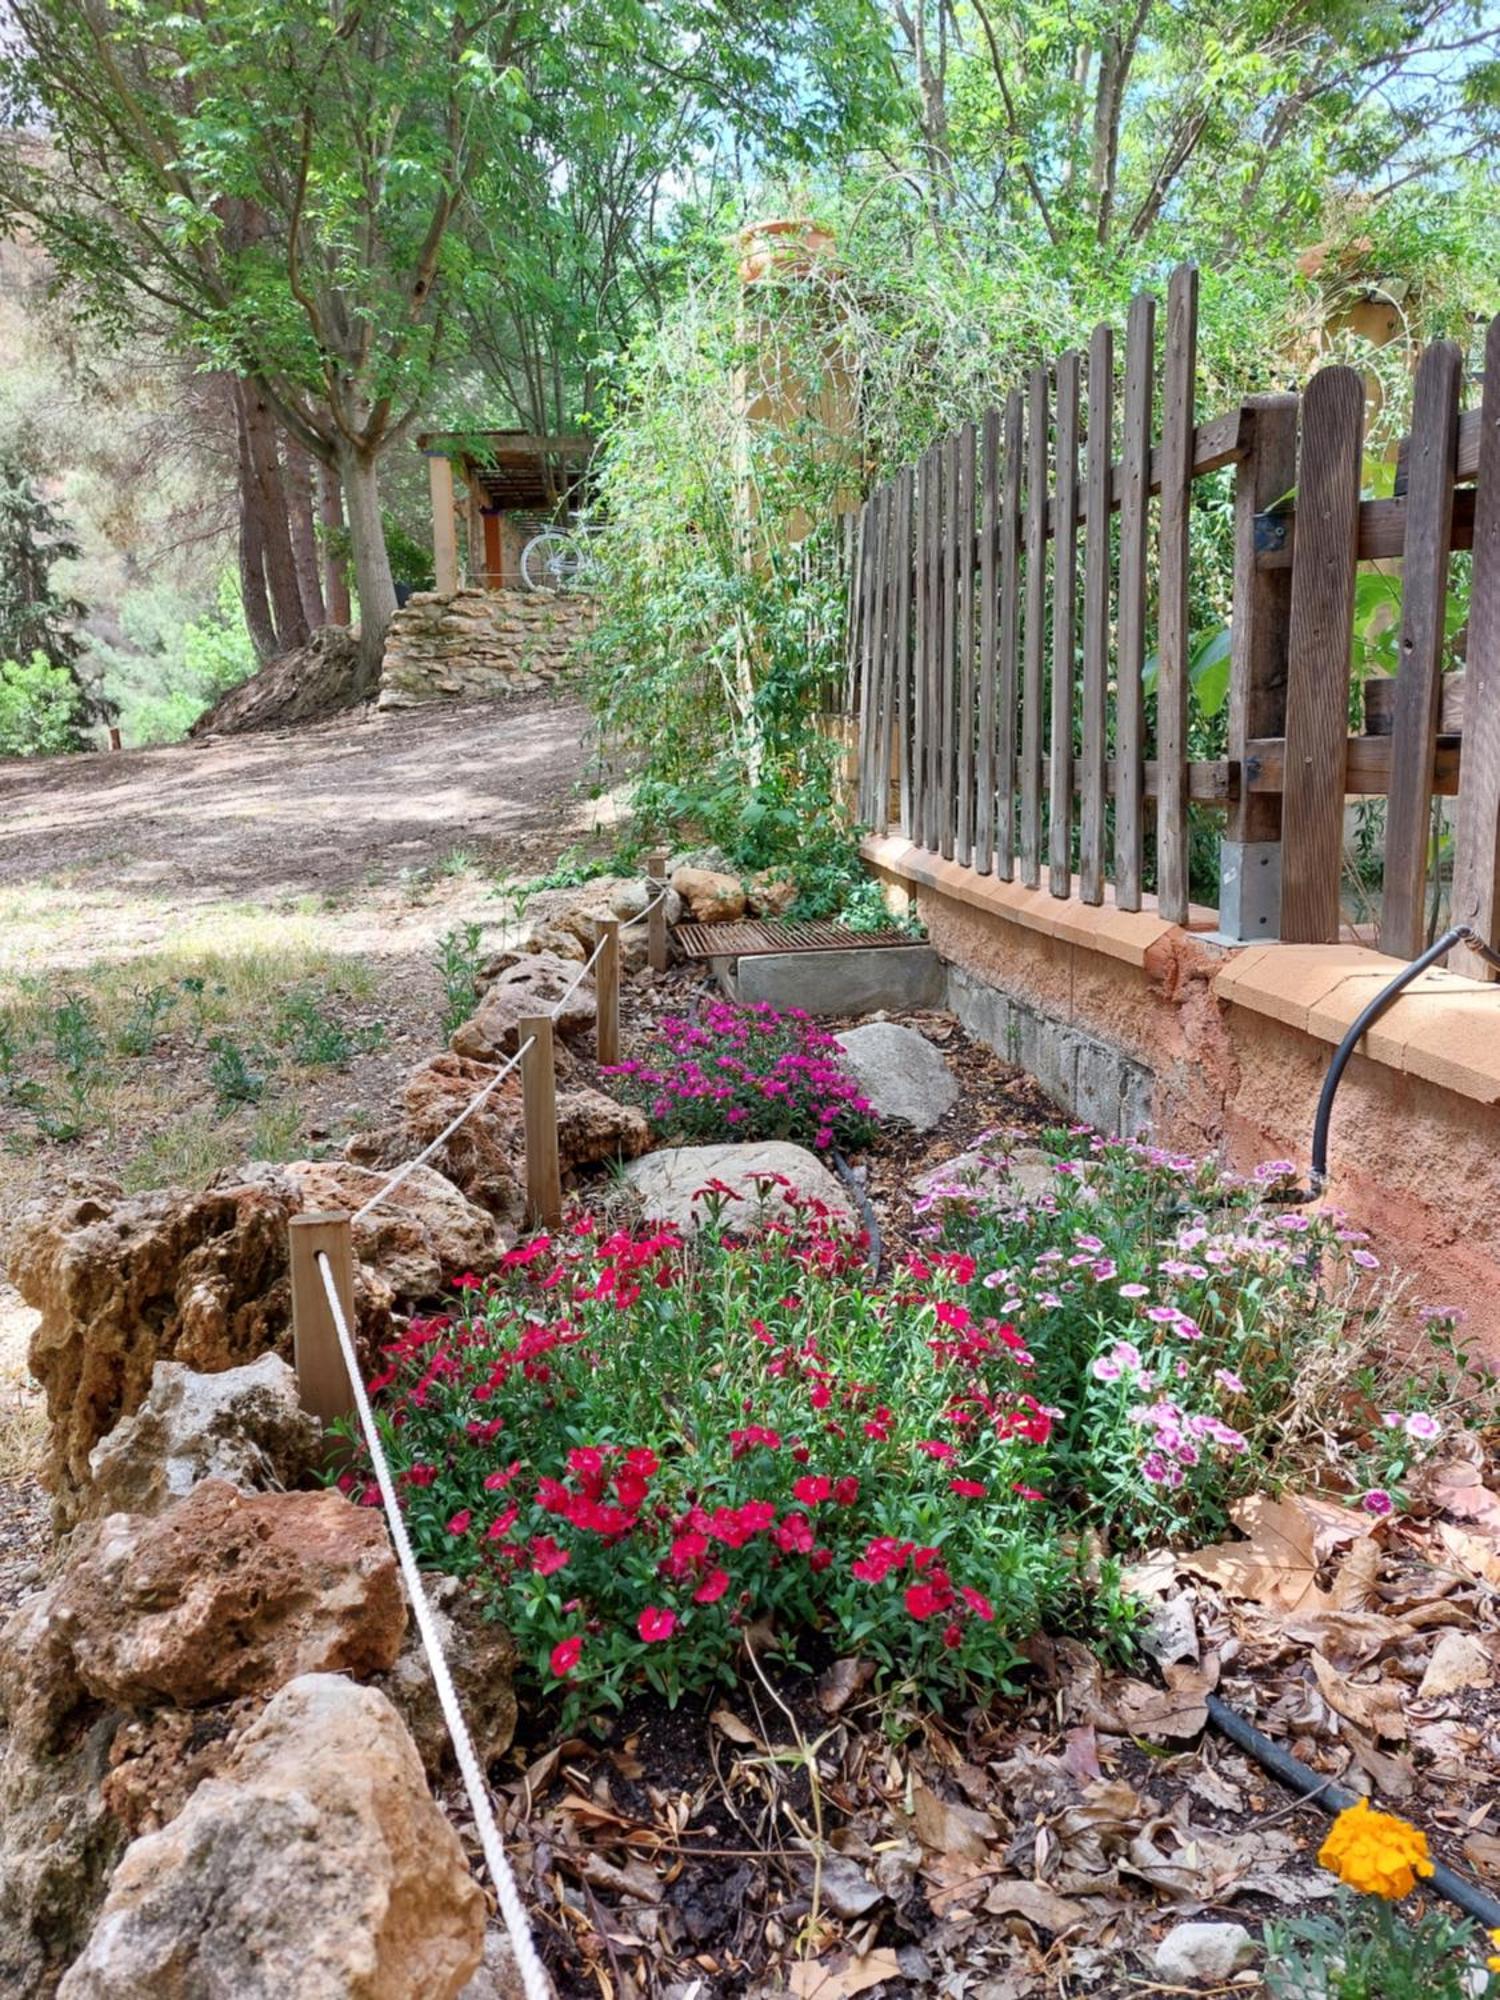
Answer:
[350, 1191, 1078, 1713]
[602, 1000, 876, 1152]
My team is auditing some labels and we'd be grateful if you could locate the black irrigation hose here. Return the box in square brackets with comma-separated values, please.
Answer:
[1207, 1694, 1500, 1930]
[831, 1147, 882, 1277]
[1308, 924, 1500, 1196]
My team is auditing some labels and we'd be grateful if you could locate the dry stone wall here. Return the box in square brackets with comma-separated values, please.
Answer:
[378, 586, 594, 709]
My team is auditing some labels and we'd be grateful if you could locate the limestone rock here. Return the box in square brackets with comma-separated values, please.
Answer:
[914, 1143, 1064, 1210]
[0, 1714, 125, 2000]
[83, 1355, 318, 1520]
[379, 1574, 517, 1779]
[2, 1481, 404, 1747]
[451, 951, 595, 1060]
[459, 1932, 538, 2000]
[608, 878, 682, 928]
[1152, 1922, 1256, 1983]
[289, 1159, 502, 1298]
[746, 869, 797, 918]
[554, 1089, 651, 1176]
[58, 1674, 485, 2000]
[6, 1172, 375, 1518]
[622, 1142, 856, 1236]
[671, 867, 746, 925]
[834, 1022, 956, 1133]
[100, 1703, 255, 1841]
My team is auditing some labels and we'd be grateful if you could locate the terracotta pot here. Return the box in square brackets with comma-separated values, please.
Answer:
[1363, 670, 1464, 737]
[737, 218, 836, 287]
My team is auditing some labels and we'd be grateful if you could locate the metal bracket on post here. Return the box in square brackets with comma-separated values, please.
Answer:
[1216, 839, 1282, 943]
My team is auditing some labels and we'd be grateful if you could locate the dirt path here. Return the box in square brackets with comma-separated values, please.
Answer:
[0, 691, 612, 971]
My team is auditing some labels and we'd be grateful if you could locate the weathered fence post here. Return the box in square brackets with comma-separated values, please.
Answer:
[595, 918, 621, 1066]
[288, 1211, 357, 1431]
[1220, 393, 1298, 941]
[646, 849, 669, 973]
[519, 1014, 563, 1227]
[1450, 312, 1500, 979]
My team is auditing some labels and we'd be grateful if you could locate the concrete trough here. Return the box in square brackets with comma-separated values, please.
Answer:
[722, 944, 945, 1016]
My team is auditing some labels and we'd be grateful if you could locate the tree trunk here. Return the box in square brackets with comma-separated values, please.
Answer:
[284, 436, 326, 631]
[238, 381, 309, 653]
[234, 391, 279, 662]
[319, 465, 352, 625]
[338, 441, 395, 686]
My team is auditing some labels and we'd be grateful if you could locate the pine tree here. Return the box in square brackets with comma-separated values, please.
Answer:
[0, 452, 84, 676]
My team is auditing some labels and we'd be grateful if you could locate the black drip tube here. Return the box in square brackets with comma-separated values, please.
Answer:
[1207, 1694, 1500, 1930]
[1309, 923, 1500, 1194]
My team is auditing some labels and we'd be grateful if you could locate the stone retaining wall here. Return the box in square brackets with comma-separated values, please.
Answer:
[377, 587, 594, 709]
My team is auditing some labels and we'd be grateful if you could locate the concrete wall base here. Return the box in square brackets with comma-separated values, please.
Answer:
[947, 965, 1155, 1140]
[727, 945, 945, 1015]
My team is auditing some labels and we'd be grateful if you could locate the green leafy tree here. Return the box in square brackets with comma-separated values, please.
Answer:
[0, 450, 84, 676]
[0, 0, 897, 673]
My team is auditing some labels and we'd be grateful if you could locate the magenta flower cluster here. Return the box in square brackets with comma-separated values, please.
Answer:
[604, 1000, 877, 1152]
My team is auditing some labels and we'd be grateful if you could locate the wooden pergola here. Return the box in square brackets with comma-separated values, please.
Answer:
[420, 430, 594, 592]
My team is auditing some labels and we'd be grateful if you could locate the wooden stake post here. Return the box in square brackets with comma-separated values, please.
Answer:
[519, 1014, 563, 1227]
[289, 1211, 357, 1432]
[595, 919, 621, 1066]
[646, 850, 669, 973]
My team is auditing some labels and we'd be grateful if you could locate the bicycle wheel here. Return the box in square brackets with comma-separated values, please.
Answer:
[521, 530, 574, 592]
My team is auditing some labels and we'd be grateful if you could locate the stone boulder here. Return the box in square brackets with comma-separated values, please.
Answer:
[1, 1482, 404, 1748]
[622, 1142, 856, 1236]
[834, 1022, 956, 1134]
[914, 1143, 1066, 1211]
[608, 878, 682, 928]
[83, 1355, 318, 1521]
[0, 1714, 125, 2000]
[671, 867, 745, 925]
[379, 1574, 517, 1780]
[452, 951, 595, 1060]
[8, 1159, 488, 1518]
[58, 1674, 485, 2000]
[746, 869, 797, 918]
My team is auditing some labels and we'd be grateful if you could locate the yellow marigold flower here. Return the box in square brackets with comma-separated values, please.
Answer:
[1488, 1926, 1500, 1973]
[1317, 1798, 1435, 1900]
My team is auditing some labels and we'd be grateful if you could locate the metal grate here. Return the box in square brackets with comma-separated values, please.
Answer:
[673, 919, 917, 960]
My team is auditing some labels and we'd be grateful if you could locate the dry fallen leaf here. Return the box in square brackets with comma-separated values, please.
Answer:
[1465, 1830, 1500, 1886]
[1178, 1493, 1358, 1616]
[1419, 1630, 1495, 1699]
[788, 1948, 903, 1999]
[1311, 1651, 1407, 1742]
[1088, 1665, 1211, 1742]
[817, 1657, 875, 1715]
[983, 1878, 1090, 1934]
[710, 1707, 764, 1750]
[1437, 1523, 1500, 1587]
[909, 1781, 996, 1864]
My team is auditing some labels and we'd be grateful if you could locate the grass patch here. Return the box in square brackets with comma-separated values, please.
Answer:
[119, 1100, 308, 1193]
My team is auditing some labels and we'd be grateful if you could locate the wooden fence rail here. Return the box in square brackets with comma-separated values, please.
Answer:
[852, 266, 1500, 971]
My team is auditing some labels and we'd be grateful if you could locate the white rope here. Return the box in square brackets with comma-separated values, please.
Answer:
[546, 927, 608, 1017]
[316, 1251, 553, 2000]
[353, 1036, 534, 1224]
[617, 878, 672, 932]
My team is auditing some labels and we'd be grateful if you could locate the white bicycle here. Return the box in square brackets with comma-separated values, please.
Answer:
[519, 524, 600, 593]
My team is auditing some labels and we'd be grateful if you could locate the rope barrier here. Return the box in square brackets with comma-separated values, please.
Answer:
[315, 1250, 553, 2000]
[353, 1036, 534, 1224]
[617, 879, 673, 932]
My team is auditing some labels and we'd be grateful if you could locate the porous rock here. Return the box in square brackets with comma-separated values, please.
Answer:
[451, 951, 595, 1060]
[608, 878, 682, 928]
[746, 869, 797, 918]
[293, 1158, 503, 1298]
[834, 1022, 956, 1133]
[58, 1674, 485, 2000]
[83, 1354, 318, 1520]
[670, 867, 746, 924]
[0, 1715, 124, 2000]
[1152, 1921, 1256, 1983]
[0, 1481, 404, 1747]
[379, 1574, 517, 1780]
[622, 1141, 856, 1236]
[913, 1143, 1065, 1210]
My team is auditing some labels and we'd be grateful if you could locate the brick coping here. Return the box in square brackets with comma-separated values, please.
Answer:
[863, 835, 1500, 1105]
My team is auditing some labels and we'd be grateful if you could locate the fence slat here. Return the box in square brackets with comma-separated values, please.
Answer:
[1223, 393, 1298, 939]
[894, 465, 915, 836]
[595, 919, 620, 1066]
[1450, 314, 1500, 979]
[955, 420, 978, 866]
[996, 388, 1024, 878]
[866, 485, 890, 827]
[519, 1014, 563, 1228]
[911, 453, 929, 843]
[1114, 292, 1155, 912]
[1080, 324, 1113, 905]
[1020, 366, 1050, 888]
[1380, 341, 1462, 959]
[1280, 367, 1365, 943]
[925, 443, 943, 850]
[1156, 266, 1198, 924]
[1048, 353, 1080, 898]
[939, 433, 959, 858]
[854, 497, 875, 822]
[975, 407, 1000, 875]
[877, 480, 900, 834]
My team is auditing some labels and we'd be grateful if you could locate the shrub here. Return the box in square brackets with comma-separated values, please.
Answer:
[923, 1132, 1450, 1545]
[0, 650, 86, 757]
[603, 1000, 877, 1152]
[347, 1196, 1078, 1717]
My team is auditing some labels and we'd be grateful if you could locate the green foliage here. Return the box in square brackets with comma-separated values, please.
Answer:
[0, 451, 87, 682]
[113, 984, 178, 1058]
[0, 651, 87, 758]
[87, 574, 257, 746]
[1264, 1891, 1497, 1999]
[206, 1034, 269, 1112]
[436, 923, 486, 1036]
[273, 987, 385, 1069]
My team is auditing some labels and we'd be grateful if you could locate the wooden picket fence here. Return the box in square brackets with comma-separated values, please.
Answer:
[850, 267, 1500, 976]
